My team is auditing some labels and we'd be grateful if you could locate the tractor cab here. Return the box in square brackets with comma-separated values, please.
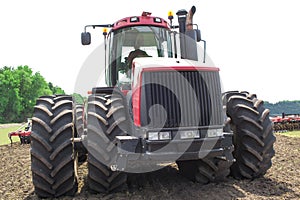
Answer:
[108, 24, 173, 88]
[81, 10, 205, 88]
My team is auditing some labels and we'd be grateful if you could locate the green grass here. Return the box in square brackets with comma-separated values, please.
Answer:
[276, 130, 300, 138]
[0, 125, 22, 146]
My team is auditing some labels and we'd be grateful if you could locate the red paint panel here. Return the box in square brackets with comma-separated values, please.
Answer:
[132, 73, 143, 126]
[113, 16, 169, 30]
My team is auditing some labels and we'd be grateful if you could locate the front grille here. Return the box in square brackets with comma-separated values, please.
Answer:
[140, 70, 223, 128]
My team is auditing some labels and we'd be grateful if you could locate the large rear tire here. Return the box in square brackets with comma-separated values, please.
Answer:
[87, 93, 129, 193]
[30, 95, 78, 198]
[224, 91, 276, 179]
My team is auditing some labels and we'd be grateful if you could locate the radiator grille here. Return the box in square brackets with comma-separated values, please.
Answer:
[140, 70, 223, 128]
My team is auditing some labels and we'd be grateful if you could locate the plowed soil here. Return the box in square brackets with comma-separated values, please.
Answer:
[0, 133, 299, 200]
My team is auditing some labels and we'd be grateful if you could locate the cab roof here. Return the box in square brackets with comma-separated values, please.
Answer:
[112, 11, 170, 31]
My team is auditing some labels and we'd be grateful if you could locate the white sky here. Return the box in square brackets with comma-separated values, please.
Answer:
[1, 0, 299, 103]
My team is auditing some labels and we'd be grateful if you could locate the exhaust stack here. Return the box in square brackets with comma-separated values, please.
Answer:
[186, 6, 196, 31]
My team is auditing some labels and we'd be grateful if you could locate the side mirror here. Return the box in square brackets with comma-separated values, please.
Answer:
[195, 29, 201, 42]
[81, 32, 91, 45]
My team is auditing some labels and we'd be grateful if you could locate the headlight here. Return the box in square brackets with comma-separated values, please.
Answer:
[160, 131, 171, 140]
[148, 132, 159, 140]
[179, 130, 200, 139]
[148, 131, 171, 141]
[206, 129, 223, 138]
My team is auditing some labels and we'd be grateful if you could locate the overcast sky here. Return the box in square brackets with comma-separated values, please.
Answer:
[1, 0, 299, 103]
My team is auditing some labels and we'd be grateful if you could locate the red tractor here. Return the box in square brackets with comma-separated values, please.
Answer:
[30, 6, 276, 198]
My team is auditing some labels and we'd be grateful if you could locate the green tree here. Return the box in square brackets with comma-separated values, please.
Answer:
[32, 72, 52, 97]
[0, 65, 66, 123]
[14, 66, 35, 121]
[0, 67, 21, 122]
[48, 82, 65, 94]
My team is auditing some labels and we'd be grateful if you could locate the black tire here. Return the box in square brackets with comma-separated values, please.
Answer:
[75, 104, 85, 137]
[177, 151, 233, 184]
[30, 95, 78, 198]
[75, 104, 87, 163]
[225, 91, 276, 179]
[87, 93, 129, 193]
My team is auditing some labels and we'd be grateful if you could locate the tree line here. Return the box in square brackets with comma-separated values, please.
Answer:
[0, 66, 65, 123]
[264, 101, 300, 116]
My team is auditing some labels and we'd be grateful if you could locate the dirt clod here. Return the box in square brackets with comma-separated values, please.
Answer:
[0, 134, 299, 200]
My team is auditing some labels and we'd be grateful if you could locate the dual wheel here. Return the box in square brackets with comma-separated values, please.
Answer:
[177, 91, 276, 182]
[30, 93, 129, 197]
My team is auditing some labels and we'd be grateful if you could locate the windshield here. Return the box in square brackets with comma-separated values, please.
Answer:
[107, 26, 173, 87]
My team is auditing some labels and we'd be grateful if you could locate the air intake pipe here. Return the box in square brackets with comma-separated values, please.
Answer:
[176, 6, 198, 61]
[176, 9, 188, 34]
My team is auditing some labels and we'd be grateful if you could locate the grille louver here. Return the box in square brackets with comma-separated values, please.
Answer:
[140, 70, 223, 128]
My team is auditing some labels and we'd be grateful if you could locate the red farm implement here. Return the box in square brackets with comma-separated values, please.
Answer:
[271, 114, 300, 132]
[8, 119, 32, 145]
